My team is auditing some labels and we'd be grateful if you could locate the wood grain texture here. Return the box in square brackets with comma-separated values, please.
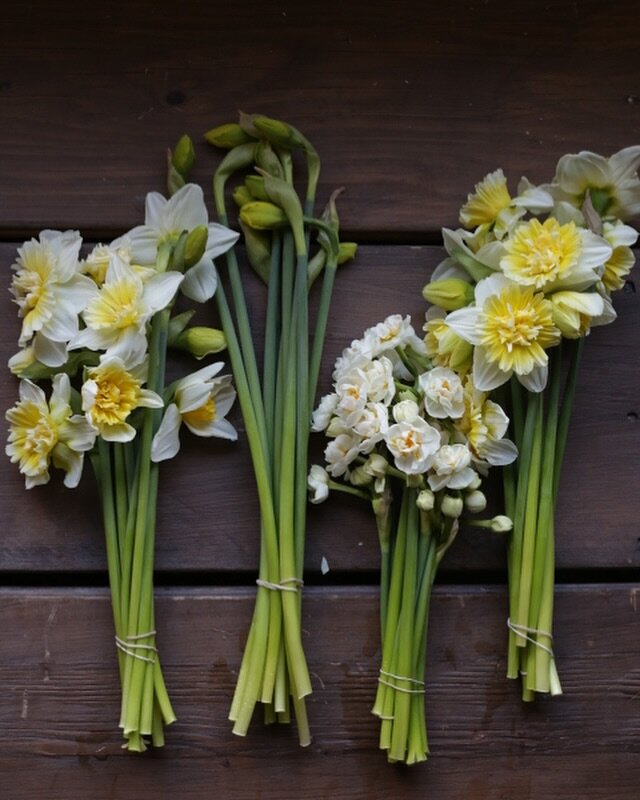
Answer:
[1, 244, 638, 574]
[0, 586, 638, 798]
[0, 0, 638, 235]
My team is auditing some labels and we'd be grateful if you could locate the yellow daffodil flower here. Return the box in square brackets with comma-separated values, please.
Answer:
[150, 362, 237, 462]
[10, 230, 96, 367]
[454, 377, 517, 465]
[600, 220, 638, 293]
[71, 255, 182, 366]
[445, 273, 561, 392]
[6, 374, 96, 488]
[81, 356, 163, 442]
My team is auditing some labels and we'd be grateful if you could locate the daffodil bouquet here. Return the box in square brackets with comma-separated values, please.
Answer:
[6, 159, 240, 749]
[309, 314, 516, 763]
[203, 114, 356, 744]
[422, 146, 639, 698]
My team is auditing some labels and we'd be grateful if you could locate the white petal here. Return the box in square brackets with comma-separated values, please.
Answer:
[145, 192, 168, 230]
[50, 373, 71, 410]
[137, 389, 164, 408]
[444, 307, 483, 345]
[142, 271, 183, 314]
[472, 346, 510, 392]
[518, 363, 548, 393]
[176, 382, 212, 413]
[475, 272, 513, 307]
[578, 230, 612, 271]
[604, 222, 639, 248]
[479, 438, 518, 466]
[70, 326, 110, 353]
[164, 184, 208, 231]
[184, 415, 238, 440]
[64, 274, 100, 309]
[40, 298, 79, 342]
[608, 146, 640, 184]
[101, 422, 137, 442]
[180, 258, 217, 303]
[49, 231, 83, 282]
[32, 334, 68, 367]
[213, 383, 237, 417]
[61, 416, 97, 452]
[430, 257, 470, 282]
[128, 224, 161, 265]
[555, 151, 609, 193]
[105, 328, 148, 367]
[205, 222, 240, 260]
[177, 362, 225, 390]
[52, 445, 84, 488]
[151, 404, 182, 462]
[19, 379, 46, 405]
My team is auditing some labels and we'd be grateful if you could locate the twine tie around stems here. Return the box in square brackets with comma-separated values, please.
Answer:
[377, 669, 426, 695]
[255, 577, 304, 593]
[115, 630, 158, 664]
[507, 618, 554, 657]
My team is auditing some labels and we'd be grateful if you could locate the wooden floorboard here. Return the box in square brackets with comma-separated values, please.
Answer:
[0, 586, 638, 797]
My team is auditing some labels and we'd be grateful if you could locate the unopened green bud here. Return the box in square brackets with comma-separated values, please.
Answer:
[213, 142, 258, 214]
[416, 489, 435, 512]
[338, 242, 358, 265]
[171, 326, 227, 359]
[467, 473, 482, 491]
[260, 172, 306, 256]
[184, 225, 209, 268]
[169, 231, 188, 271]
[239, 201, 288, 230]
[441, 495, 464, 518]
[490, 515, 513, 533]
[307, 249, 327, 287]
[233, 185, 253, 208]
[326, 417, 346, 438]
[245, 175, 269, 201]
[252, 115, 308, 150]
[350, 466, 373, 487]
[172, 134, 196, 176]
[464, 490, 487, 513]
[204, 122, 255, 149]
[255, 140, 284, 179]
[167, 150, 185, 197]
[423, 278, 475, 311]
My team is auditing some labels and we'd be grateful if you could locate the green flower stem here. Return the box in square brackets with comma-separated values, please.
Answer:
[308, 254, 338, 410]
[554, 338, 584, 501]
[506, 390, 539, 679]
[113, 444, 129, 565]
[262, 233, 282, 453]
[293, 250, 310, 578]
[515, 392, 543, 649]
[525, 350, 561, 695]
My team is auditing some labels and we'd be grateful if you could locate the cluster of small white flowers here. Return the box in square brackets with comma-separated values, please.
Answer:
[311, 314, 516, 510]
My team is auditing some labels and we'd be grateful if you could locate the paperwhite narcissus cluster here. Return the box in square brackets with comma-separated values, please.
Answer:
[310, 314, 516, 508]
[6, 184, 239, 488]
[424, 147, 639, 393]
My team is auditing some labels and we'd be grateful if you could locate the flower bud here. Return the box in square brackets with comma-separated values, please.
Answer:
[423, 278, 475, 311]
[171, 327, 227, 359]
[393, 399, 420, 423]
[307, 464, 330, 504]
[171, 134, 196, 176]
[183, 225, 209, 268]
[255, 140, 284, 180]
[416, 489, 435, 512]
[441, 494, 464, 518]
[239, 220, 271, 284]
[204, 123, 255, 149]
[233, 185, 253, 208]
[464, 490, 487, 513]
[239, 201, 288, 230]
[363, 453, 388, 478]
[245, 175, 269, 201]
[168, 309, 196, 340]
[350, 466, 373, 487]
[326, 416, 347, 438]
[490, 515, 513, 533]
[467, 473, 482, 491]
[338, 242, 358, 265]
[252, 115, 308, 151]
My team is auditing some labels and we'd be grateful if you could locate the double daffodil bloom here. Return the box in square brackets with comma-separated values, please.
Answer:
[10, 230, 96, 367]
[446, 273, 561, 392]
[547, 146, 640, 220]
[81, 356, 163, 442]
[6, 374, 96, 488]
[128, 183, 239, 302]
[151, 363, 237, 462]
[72, 255, 183, 366]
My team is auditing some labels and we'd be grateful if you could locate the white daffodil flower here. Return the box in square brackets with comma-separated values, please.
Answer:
[427, 444, 476, 492]
[500, 217, 612, 293]
[384, 417, 440, 475]
[362, 314, 425, 359]
[335, 370, 369, 427]
[10, 230, 97, 367]
[324, 433, 361, 477]
[81, 356, 163, 443]
[6, 374, 96, 488]
[550, 291, 607, 338]
[352, 402, 389, 454]
[445, 273, 561, 392]
[151, 363, 237, 462]
[71, 254, 182, 366]
[311, 393, 339, 432]
[455, 379, 518, 466]
[307, 465, 330, 504]
[392, 399, 421, 424]
[547, 146, 640, 221]
[359, 356, 396, 405]
[419, 366, 465, 419]
[128, 183, 240, 302]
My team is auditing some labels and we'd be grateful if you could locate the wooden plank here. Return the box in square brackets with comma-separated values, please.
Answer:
[1, 0, 639, 235]
[0, 586, 639, 798]
[1, 244, 638, 573]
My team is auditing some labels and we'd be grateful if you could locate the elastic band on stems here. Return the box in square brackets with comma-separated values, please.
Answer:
[507, 618, 554, 657]
[377, 669, 426, 695]
[256, 578, 304, 593]
[115, 631, 158, 664]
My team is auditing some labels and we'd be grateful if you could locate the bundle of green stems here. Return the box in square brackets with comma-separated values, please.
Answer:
[502, 339, 584, 699]
[205, 115, 355, 744]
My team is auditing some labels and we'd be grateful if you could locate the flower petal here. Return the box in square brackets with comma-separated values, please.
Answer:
[472, 346, 509, 392]
[151, 404, 182, 462]
[444, 306, 483, 345]
[205, 222, 240, 260]
[181, 258, 217, 303]
[32, 334, 68, 367]
[517, 363, 548, 393]
[142, 271, 183, 314]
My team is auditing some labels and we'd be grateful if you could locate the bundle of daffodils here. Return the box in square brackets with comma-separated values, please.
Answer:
[203, 114, 357, 744]
[422, 146, 639, 698]
[6, 155, 239, 750]
[309, 314, 516, 763]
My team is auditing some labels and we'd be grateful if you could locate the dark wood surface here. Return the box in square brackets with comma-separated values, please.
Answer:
[1, 0, 639, 797]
